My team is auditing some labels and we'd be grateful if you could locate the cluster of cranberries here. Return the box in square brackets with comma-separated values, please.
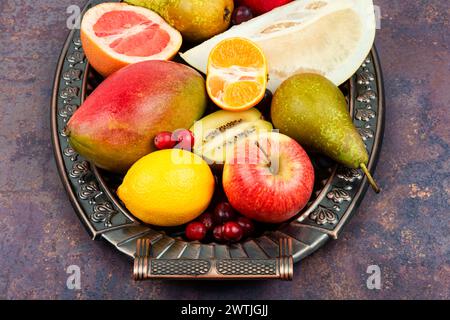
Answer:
[154, 129, 195, 151]
[185, 202, 255, 243]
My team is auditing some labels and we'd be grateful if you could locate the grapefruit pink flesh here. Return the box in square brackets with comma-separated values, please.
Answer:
[93, 10, 149, 37]
[93, 10, 171, 57]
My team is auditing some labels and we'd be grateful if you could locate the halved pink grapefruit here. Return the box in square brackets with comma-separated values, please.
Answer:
[81, 2, 182, 77]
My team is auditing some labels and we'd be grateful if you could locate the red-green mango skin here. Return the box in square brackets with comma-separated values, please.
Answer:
[66, 60, 207, 173]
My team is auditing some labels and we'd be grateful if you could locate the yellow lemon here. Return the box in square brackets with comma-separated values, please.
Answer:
[117, 149, 215, 227]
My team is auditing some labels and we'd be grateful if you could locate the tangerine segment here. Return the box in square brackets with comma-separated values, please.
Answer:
[223, 81, 263, 108]
[209, 38, 266, 69]
[208, 76, 226, 99]
[206, 38, 267, 111]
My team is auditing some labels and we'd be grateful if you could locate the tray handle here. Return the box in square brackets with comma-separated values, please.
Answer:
[134, 238, 293, 281]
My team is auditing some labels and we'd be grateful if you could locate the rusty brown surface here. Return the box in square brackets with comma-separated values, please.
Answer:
[0, 0, 449, 299]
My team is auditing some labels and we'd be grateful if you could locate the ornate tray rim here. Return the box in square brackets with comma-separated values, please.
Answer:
[51, 0, 384, 265]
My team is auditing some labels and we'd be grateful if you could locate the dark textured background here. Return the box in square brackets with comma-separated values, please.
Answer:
[0, 0, 449, 299]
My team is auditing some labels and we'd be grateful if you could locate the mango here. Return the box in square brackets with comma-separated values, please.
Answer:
[66, 60, 207, 173]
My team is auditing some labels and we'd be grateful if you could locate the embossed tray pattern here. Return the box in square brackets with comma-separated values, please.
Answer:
[51, 0, 384, 264]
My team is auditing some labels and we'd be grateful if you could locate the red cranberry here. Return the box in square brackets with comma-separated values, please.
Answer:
[185, 222, 207, 241]
[223, 222, 244, 242]
[173, 129, 195, 151]
[213, 202, 236, 224]
[213, 225, 225, 243]
[197, 212, 215, 232]
[154, 131, 176, 150]
[236, 216, 255, 237]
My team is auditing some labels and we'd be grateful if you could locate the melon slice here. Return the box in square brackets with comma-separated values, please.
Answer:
[190, 108, 273, 164]
[181, 0, 376, 91]
[81, 2, 182, 77]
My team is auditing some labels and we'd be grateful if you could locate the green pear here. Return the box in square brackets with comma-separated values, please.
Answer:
[271, 73, 380, 192]
[125, 0, 234, 43]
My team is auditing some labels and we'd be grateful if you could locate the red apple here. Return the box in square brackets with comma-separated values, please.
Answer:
[222, 132, 314, 224]
[237, 0, 293, 15]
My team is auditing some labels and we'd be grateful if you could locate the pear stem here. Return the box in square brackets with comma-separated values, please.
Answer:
[360, 163, 380, 193]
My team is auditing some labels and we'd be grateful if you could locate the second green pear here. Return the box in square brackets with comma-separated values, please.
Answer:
[271, 73, 368, 170]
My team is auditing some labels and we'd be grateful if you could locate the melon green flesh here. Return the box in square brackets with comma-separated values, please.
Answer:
[190, 109, 273, 164]
[190, 108, 262, 147]
[199, 120, 273, 164]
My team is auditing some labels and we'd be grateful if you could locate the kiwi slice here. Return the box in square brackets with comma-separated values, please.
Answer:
[190, 108, 273, 164]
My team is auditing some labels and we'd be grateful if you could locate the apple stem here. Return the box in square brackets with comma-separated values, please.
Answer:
[255, 142, 271, 164]
[360, 163, 380, 193]
[255, 141, 276, 174]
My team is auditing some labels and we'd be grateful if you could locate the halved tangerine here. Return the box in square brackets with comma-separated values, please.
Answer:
[80, 3, 182, 77]
[206, 38, 268, 111]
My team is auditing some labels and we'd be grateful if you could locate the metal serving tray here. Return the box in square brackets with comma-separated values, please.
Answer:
[51, 0, 384, 280]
